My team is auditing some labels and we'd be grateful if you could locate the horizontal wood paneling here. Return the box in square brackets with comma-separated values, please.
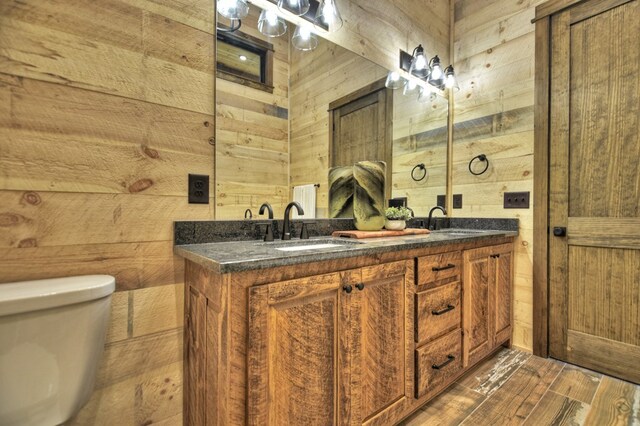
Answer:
[0, 0, 215, 424]
[453, 0, 547, 351]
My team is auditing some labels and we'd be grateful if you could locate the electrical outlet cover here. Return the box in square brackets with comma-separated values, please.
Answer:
[188, 174, 209, 204]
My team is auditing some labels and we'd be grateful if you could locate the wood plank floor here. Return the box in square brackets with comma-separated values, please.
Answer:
[402, 348, 640, 426]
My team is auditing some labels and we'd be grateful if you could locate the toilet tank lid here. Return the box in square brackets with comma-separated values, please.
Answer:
[0, 275, 116, 317]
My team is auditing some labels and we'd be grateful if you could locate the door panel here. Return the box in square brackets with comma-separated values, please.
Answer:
[549, 0, 640, 383]
[463, 248, 492, 367]
[494, 249, 512, 342]
[247, 273, 343, 425]
[331, 85, 392, 200]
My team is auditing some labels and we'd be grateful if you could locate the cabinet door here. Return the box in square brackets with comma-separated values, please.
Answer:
[492, 244, 513, 345]
[247, 272, 345, 426]
[347, 261, 414, 425]
[463, 246, 494, 367]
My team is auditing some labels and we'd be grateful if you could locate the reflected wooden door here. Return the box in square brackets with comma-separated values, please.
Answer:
[329, 80, 393, 199]
[549, 0, 640, 383]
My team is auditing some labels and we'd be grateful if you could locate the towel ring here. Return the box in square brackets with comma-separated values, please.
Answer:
[468, 154, 489, 176]
[411, 163, 428, 181]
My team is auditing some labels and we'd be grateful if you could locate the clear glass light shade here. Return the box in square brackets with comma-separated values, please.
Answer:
[403, 80, 423, 96]
[409, 45, 429, 79]
[444, 66, 459, 91]
[385, 71, 407, 90]
[417, 87, 436, 103]
[293, 26, 318, 51]
[217, 0, 249, 20]
[278, 0, 310, 16]
[428, 55, 444, 87]
[315, 0, 343, 32]
[258, 9, 287, 37]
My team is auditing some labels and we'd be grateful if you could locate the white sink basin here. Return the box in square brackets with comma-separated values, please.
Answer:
[275, 243, 345, 252]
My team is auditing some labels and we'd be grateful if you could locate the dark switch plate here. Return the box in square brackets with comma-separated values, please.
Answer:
[504, 191, 530, 209]
[188, 174, 209, 204]
[453, 194, 463, 209]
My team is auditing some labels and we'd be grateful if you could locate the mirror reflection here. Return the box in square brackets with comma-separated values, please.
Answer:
[215, 4, 448, 220]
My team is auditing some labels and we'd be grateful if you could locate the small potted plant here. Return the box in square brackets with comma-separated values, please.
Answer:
[384, 206, 412, 230]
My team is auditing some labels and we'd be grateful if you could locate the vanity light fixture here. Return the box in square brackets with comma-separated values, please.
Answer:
[293, 26, 318, 51]
[216, 0, 248, 33]
[427, 55, 444, 87]
[315, 0, 343, 32]
[417, 86, 436, 104]
[385, 71, 407, 90]
[278, 0, 311, 16]
[408, 45, 429, 79]
[444, 65, 459, 91]
[400, 47, 458, 91]
[403, 79, 423, 96]
[258, 9, 287, 37]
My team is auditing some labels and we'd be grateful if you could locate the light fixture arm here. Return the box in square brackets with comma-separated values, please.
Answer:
[217, 19, 242, 33]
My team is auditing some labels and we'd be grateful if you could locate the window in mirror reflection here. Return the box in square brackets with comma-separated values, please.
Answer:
[216, 31, 274, 91]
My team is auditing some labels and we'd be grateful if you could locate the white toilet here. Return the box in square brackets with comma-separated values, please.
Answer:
[0, 275, 115, 426]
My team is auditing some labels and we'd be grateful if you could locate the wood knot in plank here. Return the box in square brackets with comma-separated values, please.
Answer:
[128, 178, 154, 193]
[22, 191, 41, 205]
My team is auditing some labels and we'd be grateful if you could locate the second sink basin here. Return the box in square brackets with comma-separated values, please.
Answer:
[255, 237, 364, 252]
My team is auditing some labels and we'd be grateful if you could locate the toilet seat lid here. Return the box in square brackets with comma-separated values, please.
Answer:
[0, 275, 115, 316]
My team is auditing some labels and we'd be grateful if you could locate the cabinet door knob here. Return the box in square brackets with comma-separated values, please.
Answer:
[355, 283, 365, 291]
[553, 226, 567, 237]
[490, 254, 501, 259]
[342, 285, 353, 294]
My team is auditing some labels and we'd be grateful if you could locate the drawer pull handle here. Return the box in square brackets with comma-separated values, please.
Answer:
[343, 285, 353, 294]
[432, 355, 455, 370]
[432, 304, 455, 316]
[432, 264, 455, 272]
[490, 254, 501, 259]
[355, 283, 365, 291]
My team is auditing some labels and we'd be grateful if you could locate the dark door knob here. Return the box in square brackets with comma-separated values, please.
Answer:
[355, 283, 365, 291]
[343, 285, 353, 294]
[553, 227, 567, 237]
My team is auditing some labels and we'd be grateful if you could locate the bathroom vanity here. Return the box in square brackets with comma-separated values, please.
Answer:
[175, 226, 516, 425]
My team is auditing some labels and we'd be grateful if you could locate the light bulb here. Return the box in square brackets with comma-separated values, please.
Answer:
[278, 0, 310, 16]
[258, 9, 287, 37]
[315, 0, 343, 32]
[299, 26, 311, 40]
[414, 55, 427, 70]
[431, 64, 443, 80]
[385, 71, 407, 90]
[293, 26, 318, 51]
[217, 0, 249, 20]
[403, 80, 423, 96]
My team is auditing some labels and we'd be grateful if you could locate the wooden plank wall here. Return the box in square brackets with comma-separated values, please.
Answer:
[0, 0, 215, 424]
[392, 91, 449, 216]
[289, 38, 388, 217]
[452, 0, 547, 351]
[215, 7, 290, 219]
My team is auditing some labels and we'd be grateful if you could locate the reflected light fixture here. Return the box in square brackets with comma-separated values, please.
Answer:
[293, 26, 318, 51]
[417, 86, 436, 103]
[239, 55, 248, 61]
[217, 0, 248, 32]
[278, 0, 311, 16]
[315, 0, 343, 32]
[403, 79, 423, 96]
[385, 71, 407, 90]
[409, 45, 429, 79]
[258, 9, 287, 37]
[444, 65, 459, 91]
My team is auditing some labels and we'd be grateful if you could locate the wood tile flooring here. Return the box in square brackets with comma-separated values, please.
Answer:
[401, 348, 640, 426]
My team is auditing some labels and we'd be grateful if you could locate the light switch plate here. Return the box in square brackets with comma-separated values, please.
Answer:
[504, 191, 530, 209]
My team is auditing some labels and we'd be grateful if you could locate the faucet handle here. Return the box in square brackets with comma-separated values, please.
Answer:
[300, 221, 316, 240]
[256, 221, 275, 242]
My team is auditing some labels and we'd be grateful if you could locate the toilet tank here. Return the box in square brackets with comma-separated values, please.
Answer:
[0, 275, 115, 426]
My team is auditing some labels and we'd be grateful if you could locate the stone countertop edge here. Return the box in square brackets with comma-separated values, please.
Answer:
[174, 230, 518, 274]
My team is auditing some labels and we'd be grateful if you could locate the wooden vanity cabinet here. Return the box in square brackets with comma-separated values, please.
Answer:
[182, 237, 514, 426]
[463, 243, 513, 367]
[247, 260, 414, 426]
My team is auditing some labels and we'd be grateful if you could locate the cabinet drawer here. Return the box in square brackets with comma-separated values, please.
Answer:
[415, 329, 463, 398]
[415, 281, 461, 344]
[416, 251, 462, 285]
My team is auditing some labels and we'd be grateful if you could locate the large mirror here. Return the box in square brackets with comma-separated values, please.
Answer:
[215, 3, 448, 220]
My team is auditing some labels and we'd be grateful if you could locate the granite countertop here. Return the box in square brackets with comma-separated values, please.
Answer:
[174, 229, 518, 274]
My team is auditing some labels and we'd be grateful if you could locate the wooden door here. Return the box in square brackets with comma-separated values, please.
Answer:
[345, 261, 413, 425]
[549, 0, 640, 383]
[463, 246, 494, 367]
[492, 244, 513, 345]
[330, 81, 393, 199]
[247, 272, 346, 425]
